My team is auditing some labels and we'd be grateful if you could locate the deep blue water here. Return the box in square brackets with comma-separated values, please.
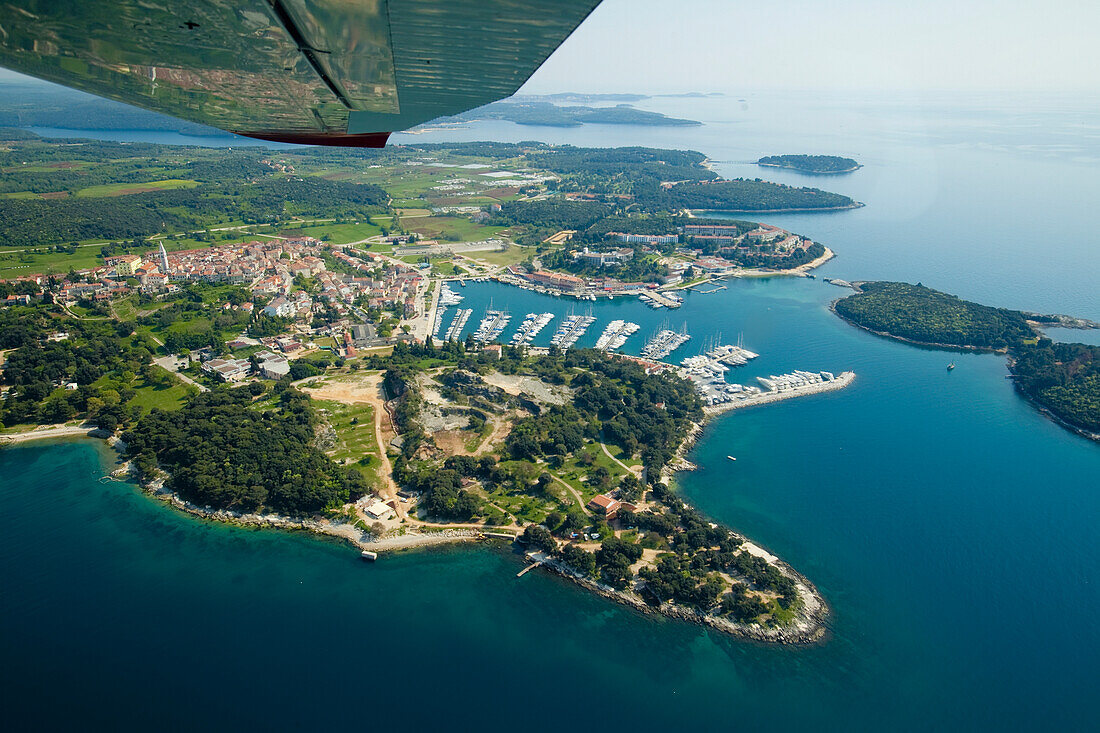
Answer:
[5, 92, 1100, 730]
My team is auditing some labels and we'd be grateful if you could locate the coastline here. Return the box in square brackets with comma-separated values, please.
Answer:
[691, 202, 863, 215]
[650, 410, 833, 642]
[0, 422, 106, 445]
[723, 246, 835, 280]
[5, 384, 839, 646]
[757, 162, 862, 174]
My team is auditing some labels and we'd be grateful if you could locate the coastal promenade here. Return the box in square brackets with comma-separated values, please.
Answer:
[704, 371, 856, 416]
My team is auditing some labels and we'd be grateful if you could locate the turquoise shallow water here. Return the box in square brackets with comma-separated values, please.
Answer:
[7, 92, 1100, 730]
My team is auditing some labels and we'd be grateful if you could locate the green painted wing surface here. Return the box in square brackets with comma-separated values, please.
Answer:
[0, 0, 601, 145]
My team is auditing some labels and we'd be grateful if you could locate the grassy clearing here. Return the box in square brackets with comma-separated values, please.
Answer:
[129, 373, 195, 413]
[280, 220, 384, 244]
[0, 246, 106, 275]
[406, 216, 506, 242]
[314, 399, 383, 487]
[554, 441, 633, 503]
[74, 179, 200, 198]
[465, 244, 533, 267]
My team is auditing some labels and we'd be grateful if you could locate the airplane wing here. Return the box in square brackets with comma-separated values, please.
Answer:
[0, 0, 602, 146]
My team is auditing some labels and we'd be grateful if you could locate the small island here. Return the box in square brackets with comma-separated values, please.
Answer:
[833, 281, 1100, 441]
[758, 155, 861, 174]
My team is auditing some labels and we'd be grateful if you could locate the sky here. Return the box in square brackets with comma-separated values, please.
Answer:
[521, 0, 1100, 94]
[0, 0, 1096, 97]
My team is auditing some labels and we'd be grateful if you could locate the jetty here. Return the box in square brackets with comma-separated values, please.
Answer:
[639, 291, 683, 308]
[701, 371, 856, 415]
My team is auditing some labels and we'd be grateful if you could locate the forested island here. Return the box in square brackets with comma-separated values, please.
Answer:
[833, 281, 1099, 439]
[758, 155, 861, 174]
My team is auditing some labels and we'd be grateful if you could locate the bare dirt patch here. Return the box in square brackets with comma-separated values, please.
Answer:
[481, 372, 571, 405]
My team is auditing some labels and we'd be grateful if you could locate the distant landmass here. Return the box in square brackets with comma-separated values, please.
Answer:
[0, 80, 225, 136]
[758, 155, 861, 174]
[428, 101, 701, 128]
[511, 93, 650, 104]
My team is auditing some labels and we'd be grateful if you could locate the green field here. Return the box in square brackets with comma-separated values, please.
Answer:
[406, 216, 507, 242]
[281, 220, 384, 245]
[129, 373, 196, 412]
[465, 244, 533, 267]
[314, 399, 383, 487]
[74, 179, 200, 198]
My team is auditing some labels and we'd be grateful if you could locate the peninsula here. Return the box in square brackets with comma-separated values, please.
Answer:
[833, 281, 1100, 441]
[758, 154, 862, 174]
[1, 289, 838, 644]
[0, 134, 862, 643]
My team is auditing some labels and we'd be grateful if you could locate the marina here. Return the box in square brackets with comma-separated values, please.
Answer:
[594, 320, 641, 352]
[705, 337, 760, 367]
[438, 283, 464, 307]
[639, 291, 684, 309]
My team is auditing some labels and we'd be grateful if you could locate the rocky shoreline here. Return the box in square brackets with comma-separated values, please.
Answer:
[537, 548, 828, 645]
[16, 404, 831, 645]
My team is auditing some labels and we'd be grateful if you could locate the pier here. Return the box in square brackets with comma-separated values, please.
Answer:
[701, 371, 856, 415]
[641, 291, 683, 308]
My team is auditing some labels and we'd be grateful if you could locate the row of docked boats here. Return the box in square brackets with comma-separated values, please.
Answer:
[550, 314, 596, 348]
[510, 312, 555, 346]
[594, 320, 641, 352]
[472, 310, 511, 343]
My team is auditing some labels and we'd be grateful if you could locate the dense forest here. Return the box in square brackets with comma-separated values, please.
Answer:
[1011, 341, 1100, 432]
[489, 199, 614, 230]
[0, 138, 389, 247]
[758, 154, 861, 173]
[833, 282, 1035, 348]
[124, 388, 368, 514]
[644, 179, 858, 211]
[0, 175, 388, 247]
[0, 307, 157, 430]
[507, 349, 703, 475]
[526, 145, 716, 195]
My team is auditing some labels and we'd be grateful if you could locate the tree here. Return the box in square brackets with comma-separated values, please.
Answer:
[522, 524, 557, 553]
[560, 543, 596, 575]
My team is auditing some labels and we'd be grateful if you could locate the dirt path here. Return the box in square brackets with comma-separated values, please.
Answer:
[474, 415, 512, 456]
[601, 441, 641, 476]
[548, 472, 590, 513]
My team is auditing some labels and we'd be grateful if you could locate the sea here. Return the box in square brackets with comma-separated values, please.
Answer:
[7, 91, 1100, 731]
